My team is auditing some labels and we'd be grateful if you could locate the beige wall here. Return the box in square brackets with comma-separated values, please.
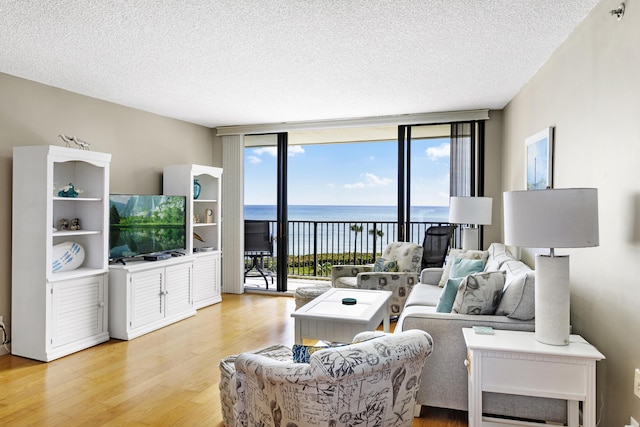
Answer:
[502, 1, 640, 424]
[0, 72, 221, 351]
[483, 110, 503, 247]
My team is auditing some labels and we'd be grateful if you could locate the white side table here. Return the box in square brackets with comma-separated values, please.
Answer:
[462, 328, 605, 427]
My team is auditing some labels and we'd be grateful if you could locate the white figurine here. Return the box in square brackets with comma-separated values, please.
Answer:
[58, 134, 91, 150]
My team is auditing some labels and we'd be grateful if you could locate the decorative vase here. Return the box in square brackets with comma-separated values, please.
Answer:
[193, 179, 201, 200]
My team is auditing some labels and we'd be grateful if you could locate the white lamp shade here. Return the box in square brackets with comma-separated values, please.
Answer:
[503, 188, 599, 249]
[448, 196, 493, 225]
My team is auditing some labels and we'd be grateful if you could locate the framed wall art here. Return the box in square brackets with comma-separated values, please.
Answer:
[525, 127, 553, 190]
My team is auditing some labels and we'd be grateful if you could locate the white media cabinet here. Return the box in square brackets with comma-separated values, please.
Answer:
[108, 256, 197, 340]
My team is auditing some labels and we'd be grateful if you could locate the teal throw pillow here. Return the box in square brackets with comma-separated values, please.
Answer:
[373, 257, 398, 272]
[436, 277, 464, 313]
[449, 257, 485, 279]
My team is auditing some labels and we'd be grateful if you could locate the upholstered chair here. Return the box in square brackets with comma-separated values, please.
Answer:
[232, 329, 433, 427]
[331, 242, 423, 316]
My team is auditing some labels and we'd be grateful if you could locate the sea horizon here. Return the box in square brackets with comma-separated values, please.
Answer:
[244, 204, 450, 223]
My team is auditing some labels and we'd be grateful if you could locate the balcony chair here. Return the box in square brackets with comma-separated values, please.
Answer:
[421, 224, 455, 269]
[244, 220, 274, 288]
[331, 242, 423, 317]
[231, 329, 433, 427]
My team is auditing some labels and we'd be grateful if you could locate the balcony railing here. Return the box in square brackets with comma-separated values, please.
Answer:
[244, 220, 453, 279]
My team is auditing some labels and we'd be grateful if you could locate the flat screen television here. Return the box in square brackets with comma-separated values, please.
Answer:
[109, 194, 187, 261]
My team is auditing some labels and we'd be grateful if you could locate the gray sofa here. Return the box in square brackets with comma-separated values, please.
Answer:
[397, 243, 567, 423]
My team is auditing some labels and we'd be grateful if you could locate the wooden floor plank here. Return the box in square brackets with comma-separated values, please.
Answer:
[0, 293, 467, 426]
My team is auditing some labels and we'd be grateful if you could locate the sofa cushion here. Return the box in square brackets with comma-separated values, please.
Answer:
[495, 260, 536, 320]
[373, 257, 398, 272]
[438, 249, 489, 287]
[436, 277, 463, 313]
[450, 257, 485, 279]
[484, 243, 515, 272]
[452, 271, 506, 315]
[404, 283, 443, 307]
[335, 276, 358, 288]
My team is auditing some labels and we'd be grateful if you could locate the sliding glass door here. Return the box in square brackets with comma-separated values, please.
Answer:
[242, 121, 485, 291]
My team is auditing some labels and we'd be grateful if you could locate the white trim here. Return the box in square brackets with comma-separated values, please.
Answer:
[215, 109, 490, 136]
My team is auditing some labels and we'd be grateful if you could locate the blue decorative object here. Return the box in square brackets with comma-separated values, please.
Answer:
[58, 183, 79, 198]
[193, 179, 201, 199]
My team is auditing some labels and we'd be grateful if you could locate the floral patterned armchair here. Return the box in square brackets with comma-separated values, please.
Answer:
[232, 329, 433, 427]
[331, 242, 423, 316]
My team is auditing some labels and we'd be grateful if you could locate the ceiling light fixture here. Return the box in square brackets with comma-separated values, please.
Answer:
[610, 3, 625, 20]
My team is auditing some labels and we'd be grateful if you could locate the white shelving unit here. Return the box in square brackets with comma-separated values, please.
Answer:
[163, 164, 222, 308]
[12, 145, 111, 362]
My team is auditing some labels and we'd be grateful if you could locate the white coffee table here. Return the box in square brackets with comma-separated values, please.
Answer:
[291, 288, 392, 344]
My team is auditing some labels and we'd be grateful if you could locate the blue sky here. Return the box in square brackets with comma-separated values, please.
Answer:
[244, 138, 450, 206]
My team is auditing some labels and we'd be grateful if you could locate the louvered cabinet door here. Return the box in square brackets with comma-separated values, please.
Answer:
[130, 269, 165, 330]
[51, 275, 107, 349]
[165, 263, 193, 318]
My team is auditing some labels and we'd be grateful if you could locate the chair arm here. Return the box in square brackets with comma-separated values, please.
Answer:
[420, 267, 444, 285]
[357, 272, 419, 316]
[309, 330, 433, 381]
[234, 353, 315, 384]
[331, 264, 373, 287]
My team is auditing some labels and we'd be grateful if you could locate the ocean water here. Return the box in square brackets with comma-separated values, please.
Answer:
[245, 204, 449, 223]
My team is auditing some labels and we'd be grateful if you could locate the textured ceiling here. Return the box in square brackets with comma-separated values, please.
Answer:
[0, 0, 601, 128]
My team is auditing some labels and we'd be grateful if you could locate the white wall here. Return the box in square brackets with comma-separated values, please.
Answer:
[501, 1, 640, 424]
[0, 72, 221, 353]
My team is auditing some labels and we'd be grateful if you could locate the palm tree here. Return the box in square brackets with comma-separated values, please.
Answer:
[350, 224, 363, 264]
[369, 228, 384, 262]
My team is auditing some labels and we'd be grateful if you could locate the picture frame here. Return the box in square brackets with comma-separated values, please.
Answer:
[525, 127, 553, 190]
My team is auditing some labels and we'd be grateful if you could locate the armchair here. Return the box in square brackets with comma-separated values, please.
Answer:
[232, 329, 433, 427]
[331, 242, 423, 316]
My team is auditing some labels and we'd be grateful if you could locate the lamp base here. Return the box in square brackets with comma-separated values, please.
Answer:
[461, 227, 479, 251]
[535, 254, 571, 346]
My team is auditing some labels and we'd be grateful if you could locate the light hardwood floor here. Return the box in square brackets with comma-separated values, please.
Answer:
[0, 293, 467, 426]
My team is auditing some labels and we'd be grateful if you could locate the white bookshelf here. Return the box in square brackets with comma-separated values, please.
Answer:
[12, 145, 111, 361]
[163, 164, 222, 308]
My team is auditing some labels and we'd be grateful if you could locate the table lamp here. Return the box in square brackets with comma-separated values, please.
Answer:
[448, 196, 493, 250]
[503, 188, 599, 345]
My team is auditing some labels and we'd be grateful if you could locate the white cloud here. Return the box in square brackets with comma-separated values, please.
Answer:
[247, 155, 262, 164]
[364, 172, 392, 186]
[344, 182, 366, 189]
[253, 147, 277, 156]
[252, 145, 305, 157]
[426, 143, 450, 161]
[343, 172, 393, 189]
[288, 145, 305, 156]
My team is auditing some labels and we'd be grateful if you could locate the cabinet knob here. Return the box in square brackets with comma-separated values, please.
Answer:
[98, 302, 105, 307]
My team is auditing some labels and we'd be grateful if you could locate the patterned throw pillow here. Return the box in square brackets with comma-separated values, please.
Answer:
[292, 344, 328, 363]
[373, 257, 398, 272]
[452, 271, 506, 315]
[438, 249, 489, 287]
